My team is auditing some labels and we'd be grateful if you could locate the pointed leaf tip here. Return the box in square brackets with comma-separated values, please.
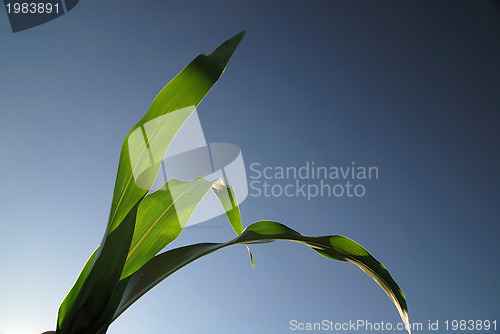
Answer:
[212, 31, 246, 55]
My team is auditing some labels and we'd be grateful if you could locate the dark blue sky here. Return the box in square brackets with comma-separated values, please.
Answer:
[0, 1, 499, 334]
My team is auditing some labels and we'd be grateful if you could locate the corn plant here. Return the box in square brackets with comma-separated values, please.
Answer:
[43, 31, 410, 334]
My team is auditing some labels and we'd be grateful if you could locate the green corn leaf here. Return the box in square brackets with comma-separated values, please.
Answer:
[56, 248, 98, 329]
[58, 201, 140, 334]
[108, 221, 410, 334]
[212, 179, 243, 235]
[212, 180, 254, 267]
[121, 177, 218, 279]
[56, 31, 245, 333]
[236, 221, 410, 331]
[106, 31, 246, 236]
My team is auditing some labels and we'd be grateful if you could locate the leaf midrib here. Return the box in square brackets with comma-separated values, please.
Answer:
[108, 89, 190, 232]
[125, 180, 211, 263]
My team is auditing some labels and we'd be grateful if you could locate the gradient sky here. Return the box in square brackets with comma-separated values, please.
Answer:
[0, 1, 499, 334]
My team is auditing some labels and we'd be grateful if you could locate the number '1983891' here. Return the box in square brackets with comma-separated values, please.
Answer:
[5, 2, 60, 14]
[444, 320, 496, 331]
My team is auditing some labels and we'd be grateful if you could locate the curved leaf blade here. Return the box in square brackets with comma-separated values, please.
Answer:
[237, 222, 410, 331]
[110, 221, 410, 333]
[121, 177, 217, 278]
[107, 31, 246, 235]
[212, 180, 243, 235]
[114, 242, 225, 322]
[212, 180, 255, 266]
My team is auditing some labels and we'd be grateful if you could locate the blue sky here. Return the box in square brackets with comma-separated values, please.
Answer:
[0, 1, 499, 334]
